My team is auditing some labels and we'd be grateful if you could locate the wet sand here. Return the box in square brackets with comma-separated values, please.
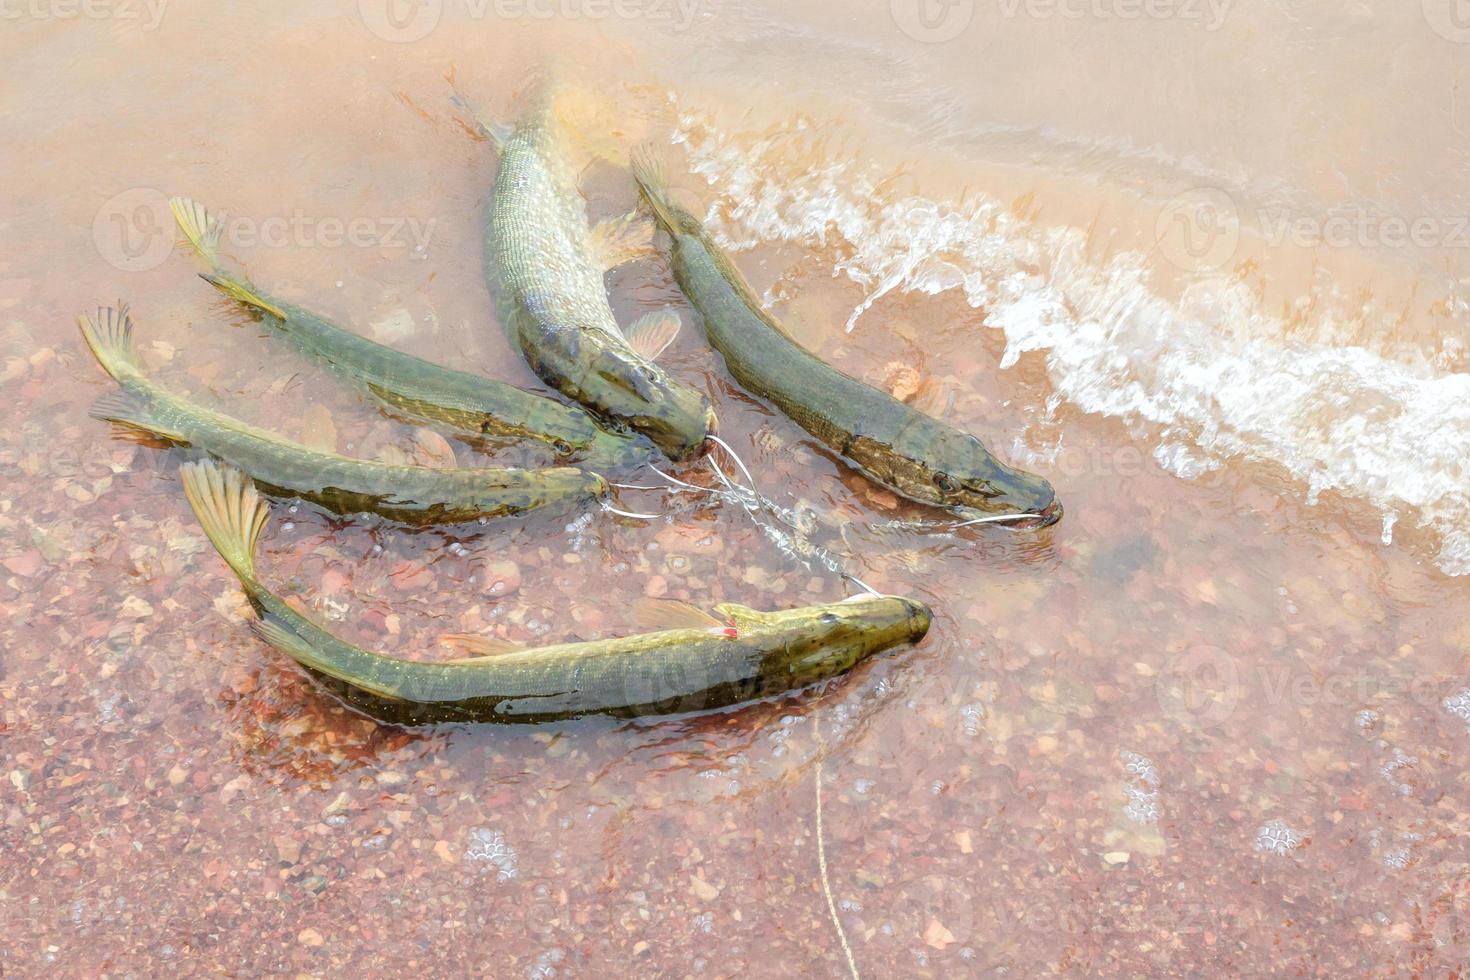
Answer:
[4, 3, 1470, 976]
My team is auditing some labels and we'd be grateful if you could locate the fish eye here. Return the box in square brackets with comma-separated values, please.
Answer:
[819, 612, 841, 625]
[933, 473, 960, 493]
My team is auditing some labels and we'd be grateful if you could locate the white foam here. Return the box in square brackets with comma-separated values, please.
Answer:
[675, 114, 1470, 576]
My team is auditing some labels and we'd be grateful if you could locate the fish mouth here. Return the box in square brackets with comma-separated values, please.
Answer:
[1020, 498, 1063, 529]
[1001, 498, 1063, 530]
[899, 598, 933, 642]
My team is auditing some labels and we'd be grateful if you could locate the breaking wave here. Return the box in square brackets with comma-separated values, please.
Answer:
[672, 110, 1470, 576]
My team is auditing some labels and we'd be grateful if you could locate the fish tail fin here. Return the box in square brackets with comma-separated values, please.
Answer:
[630, 147, 680, 235]
[77, 304, 140, 381]
[169, 196, 225, 270]
[199, 272, 286, 321]
[179, 458, 269, 586]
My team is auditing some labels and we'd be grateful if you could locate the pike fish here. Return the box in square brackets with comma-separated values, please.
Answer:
[481, 94, 715, 460]
[169, 197, 645, 470]
[181, 458, 930, 724]
[634, 159, 1062, 527]
[80, 306, 606, 526]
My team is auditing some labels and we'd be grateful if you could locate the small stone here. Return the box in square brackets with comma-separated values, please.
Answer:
[297, 928, 324, 947]
[120, 596, 153, 619]
[954, 831, 974, 854]
[689, 875, 720, 901]
[167, 765, 188, 786]
[3, 550, 41, 577]
[433, 840, 457, 864]
[923, 918, 956, 949]
[275, 836, 302, 865]
[1103, 851, 1131, 866]
[482, 560, 521, 597]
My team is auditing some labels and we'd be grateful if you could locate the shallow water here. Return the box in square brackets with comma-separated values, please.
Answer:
[5, 1, 1470, 975]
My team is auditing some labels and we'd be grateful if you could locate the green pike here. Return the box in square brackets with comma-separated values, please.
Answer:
[481, 92, 715, 461]
[169, 197, 645, 470]
[180, 459, 931, 724]
[80, 306, 606, 526]
[634, 158, 1061, 527]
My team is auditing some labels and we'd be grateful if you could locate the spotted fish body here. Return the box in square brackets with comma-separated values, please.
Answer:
[635, 163, 1062, 526]
[168, 197, 645, 471]
[485, 106, 714, 461]
[80, 307, 606, 527]
[180, 459, 931, 726]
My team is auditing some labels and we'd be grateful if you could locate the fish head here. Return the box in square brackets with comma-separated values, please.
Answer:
[744, 595, 932, 687]
[896, 430, 1061, 527]
[590, 350, 714, 460]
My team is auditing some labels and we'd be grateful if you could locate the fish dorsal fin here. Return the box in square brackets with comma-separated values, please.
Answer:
[588, 209, 655, 271]
[439, 633, 525, 661]
[632, 597, 723, 631]
[713, 603, 768, 629]
[89, 389, 189, 444]
[622, 309, 682, 361]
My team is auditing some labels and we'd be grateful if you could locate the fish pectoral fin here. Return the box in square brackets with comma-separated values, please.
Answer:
[445, 66, 513, 151]
[439, 633, 525, 661]
[251, 616, 320, 662]
[622, 309, 682, 361]
[89, 390, 189, 444]
[413, 427, 459, 468]
[375, 444, 412, 466]
[909, 377, 954, 419]
[632, 597, 724, 631]
[588, 209, 655, 271]
[299, 403, 339, 453]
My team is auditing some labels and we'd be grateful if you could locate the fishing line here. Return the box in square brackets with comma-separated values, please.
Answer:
[600, 500, 663, 521]
[950, 511, 1046, 527]
[705, 433, 760, 496]
[840, 572, 883, 599]
[814, 712, 861, 980]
